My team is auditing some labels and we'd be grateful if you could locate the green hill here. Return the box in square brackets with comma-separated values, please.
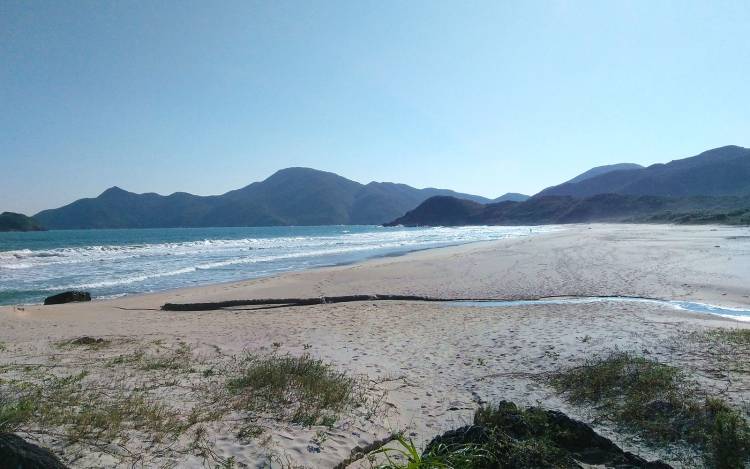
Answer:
[0, 212, 46, 232]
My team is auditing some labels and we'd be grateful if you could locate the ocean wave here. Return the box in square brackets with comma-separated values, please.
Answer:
[1, 225, 563, 303]
[48, 266, 198, 290]
[0, 227, 541, 269]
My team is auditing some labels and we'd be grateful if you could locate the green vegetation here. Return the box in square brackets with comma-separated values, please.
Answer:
[0, 339, 232, 466]
[0, 370, 183, 444]
[139, 342, 194, 371]
[55, 336, 111, 350]
[0, 394, 36, 433]
[645, 208, 750, 226]
[227, 352, 366, 426]
[105, 341, 193, 371]
[551, 350, 750, 467]
[696, 328, 750, 347]
[0, 211, 45, 232]
[373, 402, 625, 468]
[1, 338, 374, 466]
[683, 327, 750, 384]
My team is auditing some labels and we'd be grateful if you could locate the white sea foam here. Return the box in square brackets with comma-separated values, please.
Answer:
[1, 227, 548, 269]
[51, 266, 199, 290]
[0, 225, 562, 304]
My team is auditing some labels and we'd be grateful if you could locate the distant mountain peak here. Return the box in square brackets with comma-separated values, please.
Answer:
[674, 145, 749, 163]
[271, 166, 315, 174]
[565, 163, 643, 185]
[267, 167, 336, 178]
[99, 186, 130, 197]
[702, 144, 746, 153]
[494, 193, 530, 203]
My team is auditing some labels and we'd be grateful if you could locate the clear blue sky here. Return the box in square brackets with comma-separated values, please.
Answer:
[2, 1, 749, 214]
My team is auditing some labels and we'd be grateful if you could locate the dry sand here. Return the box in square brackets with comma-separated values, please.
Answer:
[1, 224, 749, 468]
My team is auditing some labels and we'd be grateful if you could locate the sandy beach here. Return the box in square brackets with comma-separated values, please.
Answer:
[2, 223, 750, 468]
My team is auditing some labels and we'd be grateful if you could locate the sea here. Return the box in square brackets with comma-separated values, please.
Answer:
[0, 225, 556, 306]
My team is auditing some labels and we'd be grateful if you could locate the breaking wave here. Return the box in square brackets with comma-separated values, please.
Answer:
[0, 225, 559, 304]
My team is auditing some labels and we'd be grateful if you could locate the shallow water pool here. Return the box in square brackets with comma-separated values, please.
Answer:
[446, 296, 750, 322]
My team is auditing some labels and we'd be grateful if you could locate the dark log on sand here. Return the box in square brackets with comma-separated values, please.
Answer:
[161, 294, 450, 311]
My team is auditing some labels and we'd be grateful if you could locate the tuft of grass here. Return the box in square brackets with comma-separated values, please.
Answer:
[140, 342, 193, 371]
[237, 422, 264, 442]
[551, 350, 750, 467]
[0, 394, 36, 433]
[106, 342, 193, 371]
[227, 352, 365, 426]
[699, 328, 750, 347]
[56, 336, 111, 350]
[62, 393, 183, 443]
[107, 350, 145, 367]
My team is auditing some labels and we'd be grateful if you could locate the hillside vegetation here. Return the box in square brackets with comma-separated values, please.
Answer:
[0, 212, 45, 232]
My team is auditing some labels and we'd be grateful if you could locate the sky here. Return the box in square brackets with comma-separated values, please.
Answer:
[1, 1, 749, 214]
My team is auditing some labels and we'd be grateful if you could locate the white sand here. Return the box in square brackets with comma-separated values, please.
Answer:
[1, 224, 749, 468]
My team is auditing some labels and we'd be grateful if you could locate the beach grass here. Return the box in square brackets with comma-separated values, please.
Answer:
[227, 351, 366, 427]
[105, 341, 194, 372]
[138, 341, 194, 371]
[0, 394, 35, 433]
[671, 326, 750, 379]
[551, 350, 750, 467]
[0, 339, 234, 466]
[1, 336, 376, 468]
[694, 328, 750, 347]
[0, 368, 184, 444]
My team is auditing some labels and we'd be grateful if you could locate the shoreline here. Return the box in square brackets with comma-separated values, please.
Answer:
[5, 222, 749, 314]
[0, 225, 559, 308]
[0, 232, 547, 311]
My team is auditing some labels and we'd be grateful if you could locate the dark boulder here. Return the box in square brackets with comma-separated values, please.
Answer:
[543, 408, 673, 468]
[423, 401, 672, 469]
[425, 424, 491, 448]
[0, 433, 68, 469]
[43, 291, 91, 305]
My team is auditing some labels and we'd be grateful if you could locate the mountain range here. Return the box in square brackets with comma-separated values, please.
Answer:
[32, 168, 503, 229]
[4, 144, 749, 231]
[387, 145, 750, 227]
[538, 145, 750, 198]
[385, 194, 750, 227]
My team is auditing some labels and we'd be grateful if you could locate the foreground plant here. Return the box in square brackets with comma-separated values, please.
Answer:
[227, 351, 367, 426]
[372, 401, 664, 469]
[551, 350, 750, 468]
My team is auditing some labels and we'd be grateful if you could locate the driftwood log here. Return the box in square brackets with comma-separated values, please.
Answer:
[161, 294, 455, 311]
